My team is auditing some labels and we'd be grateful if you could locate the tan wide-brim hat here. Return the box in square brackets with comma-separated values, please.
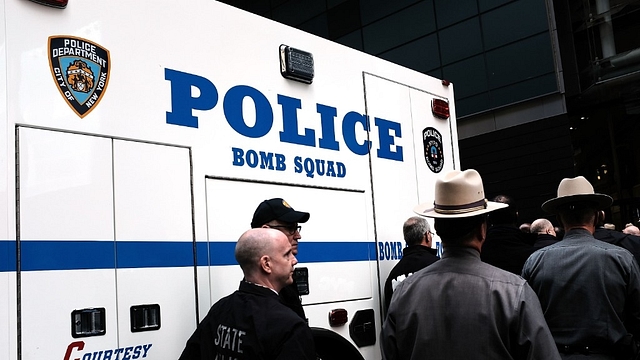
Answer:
[413, 169, 508, 218]
[541, 176, 612, 214]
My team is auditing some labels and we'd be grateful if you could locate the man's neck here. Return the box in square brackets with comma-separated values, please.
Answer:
[565, 224, 595, 234]
[244, 277, 280, 294]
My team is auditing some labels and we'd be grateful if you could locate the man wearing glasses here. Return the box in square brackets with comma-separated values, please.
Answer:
[383, 216, 439, 316]
[251, 198, 310, 320]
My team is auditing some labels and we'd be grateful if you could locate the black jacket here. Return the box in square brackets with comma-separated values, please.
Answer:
[279, 280, 306, 320]
[481, 225, 536, 275]
[179, 281, 316, 360]
[384, 245, 439, 314]
[533, 233, 559, 249]
[594, 227, 640, 266]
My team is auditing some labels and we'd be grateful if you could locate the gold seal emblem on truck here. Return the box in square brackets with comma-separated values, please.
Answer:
[48, 35, 110, 118]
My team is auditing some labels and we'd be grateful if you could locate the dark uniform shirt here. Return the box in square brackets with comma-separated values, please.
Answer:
[382, 246, 560, 360]
[594, 227, 640, 266]
[279, 280, 306, 320]
[383, 245, 438, 314]
[533, 233, 559, 249]
[179, 281, 316, 360]
[522, 229, 640, 353]
[481, 225, 536, 275]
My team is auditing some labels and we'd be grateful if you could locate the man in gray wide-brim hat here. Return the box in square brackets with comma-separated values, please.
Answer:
[522, 176, 640, 359]
[381, 169, 560, 360]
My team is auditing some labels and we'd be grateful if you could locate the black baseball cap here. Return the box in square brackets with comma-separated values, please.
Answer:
[250, 198, 310, 228]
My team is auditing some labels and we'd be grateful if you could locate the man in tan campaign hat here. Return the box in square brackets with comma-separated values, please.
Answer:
[522, 176, 640, 359]
[381, 169, 560, 360]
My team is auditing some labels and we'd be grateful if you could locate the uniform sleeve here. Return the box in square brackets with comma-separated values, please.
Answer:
[380, 312, 398, 360]
[178, 307, 221, 360]
[381, 284, 408, 360]
[275, 321, 316, 360]
[624, 258, 640, 337]
[178, 328, 202, 360]
[516, 284, 561, 360]
[178, 321, 218, 360]
[521, 251, 538, 280]
[383, 277, 393, 317]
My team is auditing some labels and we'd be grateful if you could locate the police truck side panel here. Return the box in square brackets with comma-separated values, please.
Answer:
[1, 1, 458, 359]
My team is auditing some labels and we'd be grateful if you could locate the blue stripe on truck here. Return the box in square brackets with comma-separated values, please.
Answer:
[0, 240, 377, 271]
[208, 241, 376, 265]
[1, 240, 16, 272]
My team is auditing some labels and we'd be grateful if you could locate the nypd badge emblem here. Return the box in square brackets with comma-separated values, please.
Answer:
[422, 127, 444, 173]
[48, 36, 110, 118]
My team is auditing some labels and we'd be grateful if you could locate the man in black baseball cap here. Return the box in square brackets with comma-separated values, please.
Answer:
[251, 198, 310, 256]
[251, 198, 310, 320]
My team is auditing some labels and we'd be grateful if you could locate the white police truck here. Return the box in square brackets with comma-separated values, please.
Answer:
[0, 0, 459, 359]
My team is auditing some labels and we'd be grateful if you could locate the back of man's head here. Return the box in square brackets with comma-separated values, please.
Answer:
[530, 218, 555, 236]
[435, 214, 486, 246]
[235, 228, 279, 275]
[403, 216, 430, 246]
[487, 195, 518, 226]
[558, 203, 598, 228]
[623, 224, 640, 236]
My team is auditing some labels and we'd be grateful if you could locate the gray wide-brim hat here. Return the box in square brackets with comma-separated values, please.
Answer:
[541, 176, 613, 214]
[413, 169, 507, 218]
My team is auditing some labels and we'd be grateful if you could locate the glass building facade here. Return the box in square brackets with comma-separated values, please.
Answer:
[220, 0, 560, 118]
[220, 0, 640, 228]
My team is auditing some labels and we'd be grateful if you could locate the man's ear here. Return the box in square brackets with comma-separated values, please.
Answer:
[595, 210, 604, 227]
[478, 221, 487, 241]
[260, 255, 272, 274]
[424, 232, 432, 246]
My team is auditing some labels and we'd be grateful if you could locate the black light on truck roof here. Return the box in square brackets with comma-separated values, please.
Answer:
[28, 0, 68, 8]
[280, 45, 314, 84]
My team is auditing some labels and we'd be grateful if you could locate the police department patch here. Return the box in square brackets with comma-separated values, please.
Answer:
[48, 36, 110, 118]
[422, 127, 444, 173]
